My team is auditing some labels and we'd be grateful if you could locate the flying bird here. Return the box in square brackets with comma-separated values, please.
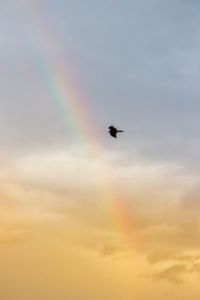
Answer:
[108, 125, 124, 138]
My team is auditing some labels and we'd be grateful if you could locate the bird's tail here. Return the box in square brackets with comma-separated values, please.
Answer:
[117, 130, 124, 132]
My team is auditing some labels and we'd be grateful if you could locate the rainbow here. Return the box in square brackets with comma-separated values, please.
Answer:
[19, 0, 135, 247]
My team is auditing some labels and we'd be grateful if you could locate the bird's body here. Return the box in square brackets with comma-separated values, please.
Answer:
[108, 125, 124, 138]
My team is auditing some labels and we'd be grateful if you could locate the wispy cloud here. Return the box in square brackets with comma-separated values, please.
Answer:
[147, 264, 187, 284]
[147, 250, 200, 265]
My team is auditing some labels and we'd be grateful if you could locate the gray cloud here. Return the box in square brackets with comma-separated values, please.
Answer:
[99, 244, 123, 257]
[147, 250, 198, 265]
[145, 255, 200, 284]
[147, 264, 187, 284]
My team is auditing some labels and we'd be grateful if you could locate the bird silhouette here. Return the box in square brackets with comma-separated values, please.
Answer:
[108, 125, 124, 138]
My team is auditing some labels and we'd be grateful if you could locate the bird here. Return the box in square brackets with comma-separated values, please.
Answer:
[108, 125, 124, 138]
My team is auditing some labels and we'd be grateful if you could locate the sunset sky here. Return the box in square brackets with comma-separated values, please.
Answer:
[1, 1, 200, 299]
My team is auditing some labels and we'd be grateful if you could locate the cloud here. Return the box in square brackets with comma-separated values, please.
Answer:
[147, 250, 195, 265]
[145, 257, 200, 285]
[1, 148, 200, 299]
[98, 244, 127, 258]
[6, 150, 198, 236]
[190, 263, 200, 274]
[2, 148, 200, 264]
[148, 264, 187, 284]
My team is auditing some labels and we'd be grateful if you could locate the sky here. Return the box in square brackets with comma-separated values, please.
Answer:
[1, 0, 200, 299]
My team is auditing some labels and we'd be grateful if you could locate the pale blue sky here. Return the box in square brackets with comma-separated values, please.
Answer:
[0, 0, 200, 166]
